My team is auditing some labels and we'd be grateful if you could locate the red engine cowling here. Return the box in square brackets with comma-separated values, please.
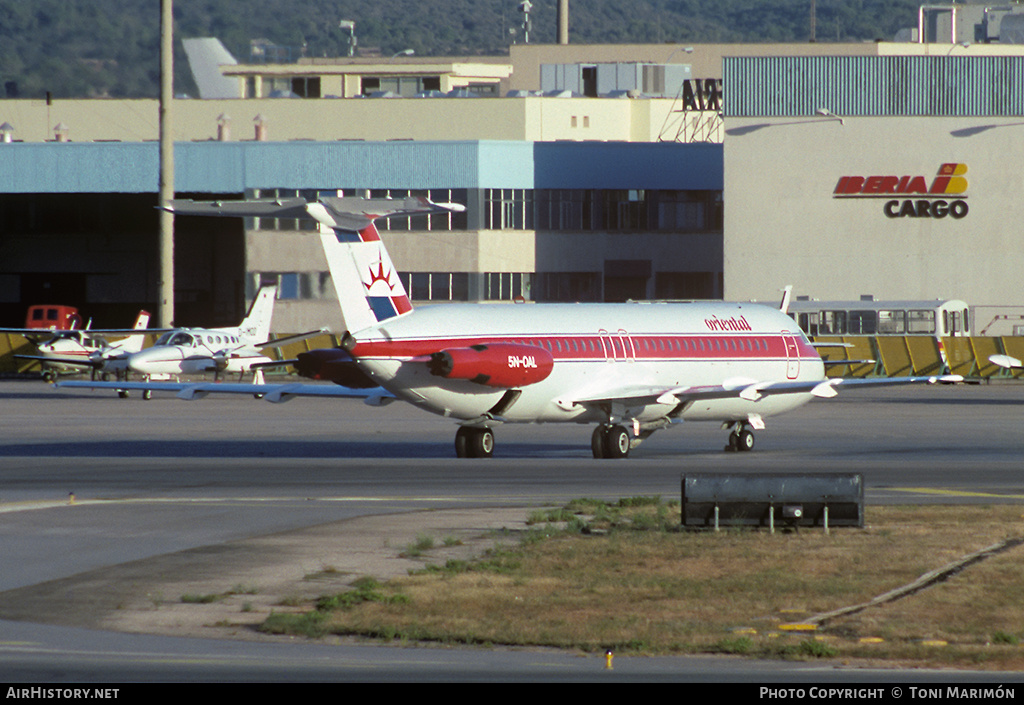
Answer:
[427, 343, 554, 388]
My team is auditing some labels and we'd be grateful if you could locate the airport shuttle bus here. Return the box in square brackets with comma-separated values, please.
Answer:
[787, 299, 970, 338]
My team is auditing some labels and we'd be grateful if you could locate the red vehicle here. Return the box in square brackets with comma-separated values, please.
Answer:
[24, 305, 82, 331]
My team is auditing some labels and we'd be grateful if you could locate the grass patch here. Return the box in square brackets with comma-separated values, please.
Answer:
[259, 501, 1024, 669]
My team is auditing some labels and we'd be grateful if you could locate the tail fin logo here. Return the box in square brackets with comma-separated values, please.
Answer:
[365, 261, 396, 294]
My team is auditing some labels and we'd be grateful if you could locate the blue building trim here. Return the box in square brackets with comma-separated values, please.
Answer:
[0, 140, 722, 194]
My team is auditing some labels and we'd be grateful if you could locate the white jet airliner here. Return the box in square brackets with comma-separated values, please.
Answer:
[59, 195, 960, 458]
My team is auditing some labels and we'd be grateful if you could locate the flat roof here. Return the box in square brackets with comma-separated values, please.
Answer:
[0, 140, 722, 194]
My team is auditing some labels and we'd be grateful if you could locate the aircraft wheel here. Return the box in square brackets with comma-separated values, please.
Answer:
[117, 390, 129, 399]
[591, 426, 606, 459]
[455, 426, 472, 458]
[602, 424, 631, 459]
[736, 428, 755, 452]
[469, 427, 495, 458]
[142, 389, 152, 400]
[455, 426, 494, 458]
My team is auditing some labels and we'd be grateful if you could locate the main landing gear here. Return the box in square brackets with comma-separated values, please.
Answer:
[725, 423, 756, 452]
[592, 424, 631, 459]
[455, 426, 495, 458]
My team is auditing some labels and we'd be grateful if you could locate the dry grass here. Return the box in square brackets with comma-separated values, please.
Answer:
[260, 502, 1024, 669]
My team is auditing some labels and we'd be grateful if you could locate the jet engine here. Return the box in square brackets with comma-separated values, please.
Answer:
[294, 348, 377, 388]
[427, 343, 554, 388]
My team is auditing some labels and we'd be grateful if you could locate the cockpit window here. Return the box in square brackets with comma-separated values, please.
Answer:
[168, 332, 194, 346]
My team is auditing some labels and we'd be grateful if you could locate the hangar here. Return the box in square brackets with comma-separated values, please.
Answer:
[0, 139, 721, 331]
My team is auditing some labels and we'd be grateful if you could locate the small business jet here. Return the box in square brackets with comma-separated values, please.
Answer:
[8, 310, 152, 380]
[122, 285, 326, 388]
[59, 194, 961, 458]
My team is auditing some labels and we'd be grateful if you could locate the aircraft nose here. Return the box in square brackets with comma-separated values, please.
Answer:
[127, 346, 184, 373]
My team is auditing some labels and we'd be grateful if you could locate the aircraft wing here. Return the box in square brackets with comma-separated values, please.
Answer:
[54, 380, 396, 406]
[0, 327, 160, 339]
[163, 198, 310, 220]
[566, 374, 963, 408]
[255, 328, 331, 350]
[990, 354, 1022, 370]
[15, 354, 103, 369]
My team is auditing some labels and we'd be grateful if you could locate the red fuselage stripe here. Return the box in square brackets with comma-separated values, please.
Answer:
[350, 333, 819, 362]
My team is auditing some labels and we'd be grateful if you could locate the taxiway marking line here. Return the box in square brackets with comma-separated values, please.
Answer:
[888, 487, 1024, 500]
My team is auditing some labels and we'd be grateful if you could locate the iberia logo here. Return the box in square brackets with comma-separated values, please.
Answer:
[833, 163, 969, 219]
[364, 261, 396, 294]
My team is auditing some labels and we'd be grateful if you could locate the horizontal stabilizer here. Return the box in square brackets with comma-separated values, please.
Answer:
[255, 328, 331, 350]
[164, 196, 466, 233]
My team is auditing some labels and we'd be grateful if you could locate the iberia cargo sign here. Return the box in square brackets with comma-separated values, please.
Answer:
[832, 163, 968, 219]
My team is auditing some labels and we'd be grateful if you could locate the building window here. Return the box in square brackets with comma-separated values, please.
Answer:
[362, 76, 445, 97]
[400, 272, 471, 302]
[483, 272, 532, 301]
[535, 272, 601, 303]
[484, 189, 533, 230]
[253, 272, 314, 300]
[291, 77, 321, 98]
[654, 272, 715, 300]
[534, 189, 722, 232]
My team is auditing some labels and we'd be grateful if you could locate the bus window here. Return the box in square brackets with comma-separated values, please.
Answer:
[948, 310, 962, 335]
[820, 311, 846, 335]
[877, 310, 905, 334]
[798, 312, 818, 336]
[848, 310, 876, 335]
[907, 310, 935, 334]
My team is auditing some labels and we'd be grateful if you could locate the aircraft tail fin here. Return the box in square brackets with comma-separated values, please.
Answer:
[778, 285, 793, 314]
[158, 194, 463, 335]
[120, 310, 152, 354]
[238, 285, 277, 341]
[318, 221, 412, 334]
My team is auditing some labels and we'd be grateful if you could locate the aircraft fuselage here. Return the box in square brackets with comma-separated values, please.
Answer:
[349, 301, 824, 425]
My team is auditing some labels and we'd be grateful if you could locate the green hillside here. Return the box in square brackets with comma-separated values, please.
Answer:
[0, 0, 926, 99]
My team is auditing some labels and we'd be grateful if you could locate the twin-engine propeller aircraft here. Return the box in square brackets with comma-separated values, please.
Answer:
[7, 310, 152, 380]
[58, 194, 961, 458]
[121, 284, 326, 389]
